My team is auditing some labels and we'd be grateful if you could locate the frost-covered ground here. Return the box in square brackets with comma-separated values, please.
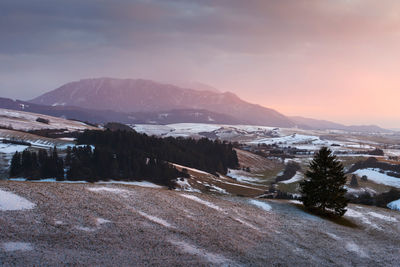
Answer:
[0, 180, 399, 266]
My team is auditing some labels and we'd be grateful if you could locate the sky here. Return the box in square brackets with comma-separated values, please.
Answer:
[1, 0, 400, 128]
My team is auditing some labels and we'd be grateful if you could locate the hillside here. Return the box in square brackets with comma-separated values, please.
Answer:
[0, 108, 98, 132]
[1, 180, 399, 266]
[30, 78, 294, 127]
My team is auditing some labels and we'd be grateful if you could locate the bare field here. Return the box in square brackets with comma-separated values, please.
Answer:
[0, 181, 399, 266]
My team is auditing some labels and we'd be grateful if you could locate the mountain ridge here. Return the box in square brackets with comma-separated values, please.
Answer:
[30, 78, 294, 127]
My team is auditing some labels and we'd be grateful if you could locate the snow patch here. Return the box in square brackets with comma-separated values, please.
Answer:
[367, 212, 398, 222]
[76, 226, 97, 232]
[279, 172, 304, 184]
[387, 198, 400, 211]
[0, 189, 35, 211]
[345, 208, 381, 229]
[96, 218, 111, 226]
[137, 211, 172, 228]
[168, 239, 234, 265]
[227, 169, 263, 185]
[345, 242, 368, 258]
[0, 143, 29, 154]
[175, 178, 201, 193]
[98, 180, 162, 188]
[353, 169, 400, 188]
[2, 242, 33, 252]
[180, 194, 222, 211]
[249, 199, 272, 211]
[87, 187, 128, 194]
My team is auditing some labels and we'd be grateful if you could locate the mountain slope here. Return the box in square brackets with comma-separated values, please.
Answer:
[30, 78, 294, 127]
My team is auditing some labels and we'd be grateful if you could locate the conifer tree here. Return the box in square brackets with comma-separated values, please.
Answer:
[300, 147, 348, 216]
[9, 151, 22, 177]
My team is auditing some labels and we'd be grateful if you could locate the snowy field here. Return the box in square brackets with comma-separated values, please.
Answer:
[0, 180, 399, 266]
[353, 169, 400, 188]
[0, 108, 98, 131]
[130, 123, 400, 155]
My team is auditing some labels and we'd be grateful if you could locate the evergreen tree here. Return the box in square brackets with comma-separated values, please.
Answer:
[300, 147, 348, 216]
[9, 151, 22, 177]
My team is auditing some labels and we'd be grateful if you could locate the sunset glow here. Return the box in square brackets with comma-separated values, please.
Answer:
[1, 0, 400, 127]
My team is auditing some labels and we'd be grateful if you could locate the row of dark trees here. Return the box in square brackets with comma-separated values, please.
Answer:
[76, 130, 239, 175]
[9, 129, 239, 187]
[10, 148, 64, 179]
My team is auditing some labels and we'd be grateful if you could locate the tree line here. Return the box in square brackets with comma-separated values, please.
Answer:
[9, 129, 239, 187]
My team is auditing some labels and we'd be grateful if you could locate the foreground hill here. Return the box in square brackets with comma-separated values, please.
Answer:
[0, 180, 399, 266]
[30, 78, 294, 127]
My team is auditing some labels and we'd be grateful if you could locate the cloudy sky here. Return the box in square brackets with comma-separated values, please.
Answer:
[1, 0, 400, 127]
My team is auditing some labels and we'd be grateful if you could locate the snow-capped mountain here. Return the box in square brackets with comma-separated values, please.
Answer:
[30, 78, 294, 127]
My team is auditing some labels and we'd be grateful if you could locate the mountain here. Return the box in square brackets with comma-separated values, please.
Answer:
[0, 97, 242, 125]
[290, 116, 392, 133]
[30, 78, 294, 127]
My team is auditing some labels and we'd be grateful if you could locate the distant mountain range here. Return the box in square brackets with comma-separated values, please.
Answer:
[0, 77, 392, 132]
[30, 78, 294, 127]
[289, 116, 392, 133]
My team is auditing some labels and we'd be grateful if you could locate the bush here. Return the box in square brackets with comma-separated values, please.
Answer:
[36, 117, 50, 124]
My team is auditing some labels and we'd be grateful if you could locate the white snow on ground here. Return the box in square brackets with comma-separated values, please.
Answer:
[2, 242, 33, 252]
[180, 194, 222, 211]
[10, 178, 89, 184]
[166, 123, 221, 134]
[353, 169, 400, 188]
[387, 199, 400, 211]
[227, 169, 263, 185]
[0, 189, 35, 211]
[345, 242, 368, 258]
[250, 133, 327, 146]
[76, 226, 97, 232]
[208, 184, 228, 194]
[9, 178, 162, 188]
[87, 187, 128, 194]
[130, 124, 174, 136]
[168, 239, 234, 266]
[172, 163, 210, 175]
[345, 208, 381, 230]
[96, 218, 111, 226]
[175, 178, 201, 193]
[249, 200, 272, 211]
[233, 217, 260, 231]
[279, 172, 304, 184]
[326, 232, 341, 240]
[98, 180, 163, 188]
[137, 211, 173, 228]
[214, 178, 264, 191]
[367, 212, 398, 222]
[0, 143, 29, 154]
